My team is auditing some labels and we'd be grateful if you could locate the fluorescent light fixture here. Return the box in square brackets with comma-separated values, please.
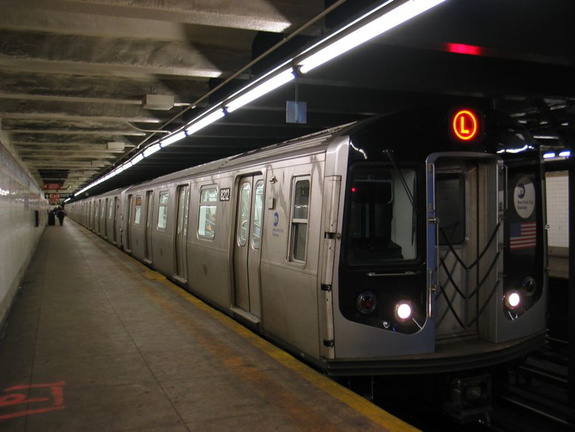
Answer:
[186, 109, 225, 135]
[131, 154, 144, 165]
[160, 130, 187, 147]
[543, 152, 556, 159]
[143, 143, 161, 157]
[226, 69, 295, 113]
[298, 0, 446, 74]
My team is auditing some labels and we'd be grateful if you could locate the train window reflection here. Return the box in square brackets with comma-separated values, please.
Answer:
[198, 186, 217, 239]
[134, 195, 142, 225]
[345, 166, 417, 264]
[237, 183, 251, 246]
[157, 191, 169, 229]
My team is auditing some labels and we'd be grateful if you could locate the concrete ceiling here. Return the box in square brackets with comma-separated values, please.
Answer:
[1, 0, 574, 201]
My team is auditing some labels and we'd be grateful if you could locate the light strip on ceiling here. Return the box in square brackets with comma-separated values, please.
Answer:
[159, 130, 187, 147]
[297, 0, 446, 74]
[143, 143, 161, 157]
[131, 154, 144, 166]
[226, 69, 295, 113]
[186, 109, 226, 135]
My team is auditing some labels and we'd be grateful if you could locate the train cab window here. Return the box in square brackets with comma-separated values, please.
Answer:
[198, 186, 217, 239]
[134, 195, 142, 224]
[157, 191, 169, 229]
[345, 166, 417, 265]
[290, 177, 310, 262]
[436, 173, 466, 245]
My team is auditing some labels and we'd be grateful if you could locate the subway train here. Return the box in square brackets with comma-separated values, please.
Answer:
[67, 104, 547, 406]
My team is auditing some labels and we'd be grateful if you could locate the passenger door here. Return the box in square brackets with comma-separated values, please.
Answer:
[233, 174, 264, 319]
[144, 191, 154, 263]
[103, 198, 108, 238]
[109, 198, 117, 244]
[175, 185, 190, 281]
[125, 194, 133, 252]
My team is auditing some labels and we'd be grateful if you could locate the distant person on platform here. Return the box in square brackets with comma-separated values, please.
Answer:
[55, 206, 67, 226]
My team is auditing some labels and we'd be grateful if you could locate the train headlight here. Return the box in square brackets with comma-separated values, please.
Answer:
[356, 291, 377, 315]
[504, 290, 521, 309]
[395, 301, 413, 321]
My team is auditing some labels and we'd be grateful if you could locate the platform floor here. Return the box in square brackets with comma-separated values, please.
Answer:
[0, 220, 416, 432]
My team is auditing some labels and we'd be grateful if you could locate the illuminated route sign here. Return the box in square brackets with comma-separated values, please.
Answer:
[450, 108, 483, 143]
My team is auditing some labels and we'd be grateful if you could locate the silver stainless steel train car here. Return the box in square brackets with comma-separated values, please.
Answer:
[67, 104, 547, 383]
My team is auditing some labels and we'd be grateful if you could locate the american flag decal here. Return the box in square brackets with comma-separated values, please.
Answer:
[510, 222, 536, 250]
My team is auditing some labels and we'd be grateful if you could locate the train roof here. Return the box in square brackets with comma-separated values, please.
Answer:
[124, 121, 356, 191]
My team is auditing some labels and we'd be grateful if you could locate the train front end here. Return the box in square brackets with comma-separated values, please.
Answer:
[325, 105, 547, 376]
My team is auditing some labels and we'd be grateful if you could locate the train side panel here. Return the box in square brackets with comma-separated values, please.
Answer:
[259, 153, 325, 359]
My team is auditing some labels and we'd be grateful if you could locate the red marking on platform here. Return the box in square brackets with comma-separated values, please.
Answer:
[0, 382, 66, 420]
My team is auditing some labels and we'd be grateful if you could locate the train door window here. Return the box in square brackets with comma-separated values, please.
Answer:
[108, 199, 114, 219]
[251, 180, 264, 250]
[176, 185, 190, 238]
[134, 195, 142, 225]
[198, 186, 217, 239]
[436, 173, 466, 245]
[145, 191, 154, 231]
[237, 182, 251, 246]
[157, 191, 169, 229]
[290, 177, 310, 262]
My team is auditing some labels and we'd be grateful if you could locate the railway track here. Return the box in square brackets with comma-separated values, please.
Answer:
[363, 340, 574, 431]
[490, 340, 573, 432]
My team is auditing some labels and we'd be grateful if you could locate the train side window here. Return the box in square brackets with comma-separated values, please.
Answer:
[436, 173, 466, 245]
[134, 195, 142, 225]
[198, 186, 217, 239]
[290, 177, 310, 262]
[157, 191, 169, 229]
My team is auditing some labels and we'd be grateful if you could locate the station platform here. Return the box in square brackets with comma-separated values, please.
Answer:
[0, 220, 417, 432]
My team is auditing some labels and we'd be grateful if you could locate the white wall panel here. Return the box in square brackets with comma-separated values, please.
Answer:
[546, 171, 569, 248]
[0, 138, 48, 326]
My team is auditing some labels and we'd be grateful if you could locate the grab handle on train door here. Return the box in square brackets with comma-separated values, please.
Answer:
[428, 163, 436, 213]
[499, 162, 508, 211]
